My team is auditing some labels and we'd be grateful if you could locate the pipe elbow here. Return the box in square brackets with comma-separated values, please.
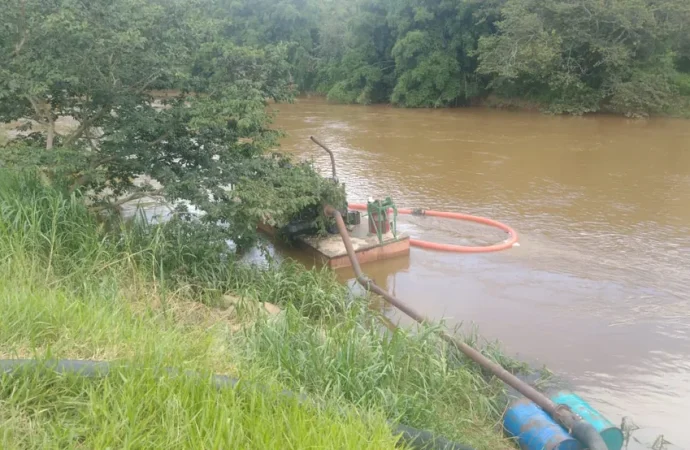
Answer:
[570, 419, 608, 450]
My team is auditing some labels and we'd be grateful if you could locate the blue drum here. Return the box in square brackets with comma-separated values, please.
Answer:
[504, 398, 583, 450]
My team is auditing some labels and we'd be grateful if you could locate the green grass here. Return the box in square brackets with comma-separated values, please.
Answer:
[234, 313, 510, 449]
[0, 170, 513, 449]
[0, 284, 400, 449]
[0, 364, 397, 449]
[0, 173, 399, 449]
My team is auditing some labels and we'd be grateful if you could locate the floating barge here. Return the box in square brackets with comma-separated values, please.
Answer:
[301, 226, 409, 269]
[258, 220, 409, 269]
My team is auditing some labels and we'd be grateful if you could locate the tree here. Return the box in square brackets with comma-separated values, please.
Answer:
[217, 0, 322, 91]
[477, 0, 690, 116]
[387, 0, 488, 107]
[315, 0, 503, 108]
[312, 0, 690, 115]
[1, 0, 342, 250]
[318, 0, 396, 104]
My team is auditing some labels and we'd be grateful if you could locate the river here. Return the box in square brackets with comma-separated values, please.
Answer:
[270, 97, 690, 449]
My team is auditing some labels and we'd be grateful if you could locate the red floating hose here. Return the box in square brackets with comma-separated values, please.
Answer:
[347, 203, 519, 253]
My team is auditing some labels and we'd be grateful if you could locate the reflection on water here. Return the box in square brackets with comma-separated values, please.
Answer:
[272, 97, 690, 448]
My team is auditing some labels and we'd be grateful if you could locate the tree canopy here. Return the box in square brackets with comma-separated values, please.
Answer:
[477, 0, 690, 116]
[1, 0, 344, 250]
[169, 0, 690, 116]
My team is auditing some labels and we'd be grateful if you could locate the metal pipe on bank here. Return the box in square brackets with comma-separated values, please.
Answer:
[323, 205, 609, 450]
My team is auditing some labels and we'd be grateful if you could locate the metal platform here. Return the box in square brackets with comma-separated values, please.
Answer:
[259, 221, 409, 269]
[301, 228, 409, 269]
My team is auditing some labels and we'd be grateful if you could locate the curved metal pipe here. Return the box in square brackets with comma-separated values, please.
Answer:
[324, 205, 608, 450]
[310, 136, 337, 181]
[0, 359, 475, 450]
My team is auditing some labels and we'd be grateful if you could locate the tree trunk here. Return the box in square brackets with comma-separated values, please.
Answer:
[46, 115, 55, 150]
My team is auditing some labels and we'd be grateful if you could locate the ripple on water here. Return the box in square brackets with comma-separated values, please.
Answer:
[272, 98, 690, 446]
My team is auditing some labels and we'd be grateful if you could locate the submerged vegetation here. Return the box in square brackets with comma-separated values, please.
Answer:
[0, 171, 513, 448]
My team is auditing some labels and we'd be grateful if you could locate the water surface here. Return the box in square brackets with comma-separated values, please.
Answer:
[272, 98, 690, 449]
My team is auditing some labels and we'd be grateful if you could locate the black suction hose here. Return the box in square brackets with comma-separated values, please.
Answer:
[394, 424, 476, 450]
[0, 359, 475, 450]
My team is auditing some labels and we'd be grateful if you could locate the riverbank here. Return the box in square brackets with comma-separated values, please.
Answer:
[0, 171, 514, 449]
[297, 92, 690, 118]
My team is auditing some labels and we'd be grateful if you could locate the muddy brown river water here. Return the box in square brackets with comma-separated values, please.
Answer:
[268, 97, 690, 449]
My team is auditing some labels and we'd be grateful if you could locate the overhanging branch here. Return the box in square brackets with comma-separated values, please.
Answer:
[63, 107, 108, 148]
[90, 189, 164, 213]
[10, 0, 28, 57]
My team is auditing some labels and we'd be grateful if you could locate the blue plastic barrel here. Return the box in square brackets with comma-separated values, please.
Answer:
[550, 391, 624, 450]
[504, 398, 583, 450]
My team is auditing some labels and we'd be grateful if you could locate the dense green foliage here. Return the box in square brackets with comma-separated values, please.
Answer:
[1, 0, 344, 250]
[0, 171, 513, 448]
[477, 0, 690, 116]
[315, 0, 690, 115]
[1, 367, 398, 449]
[111, 0, 689, 116]
[218, 0, 321, 91]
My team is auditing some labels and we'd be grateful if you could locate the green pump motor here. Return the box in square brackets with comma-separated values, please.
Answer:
[367, 197, 398, 244]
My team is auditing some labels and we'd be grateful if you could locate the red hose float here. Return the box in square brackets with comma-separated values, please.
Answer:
[347, 203, 519, 253]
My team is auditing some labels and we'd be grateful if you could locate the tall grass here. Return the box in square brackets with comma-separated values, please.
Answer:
[234, 310, 510, 449]
[0, 364, 398, 449]
[0, 170, 400, 448]
[0, 170, 513, 449]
